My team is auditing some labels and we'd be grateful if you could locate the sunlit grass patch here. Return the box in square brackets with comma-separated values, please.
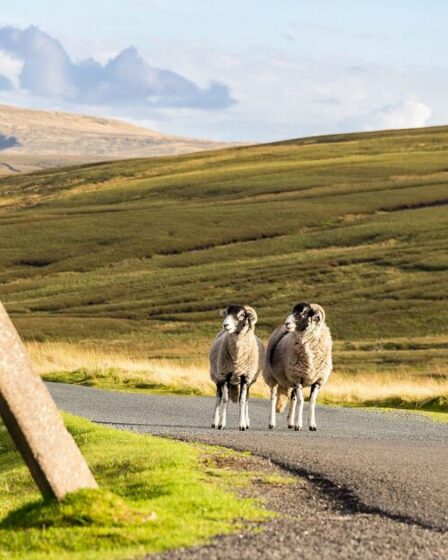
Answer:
[0, 414, 271, 560]
[411, 410, 448, 424]
[2, 488, 149, 529]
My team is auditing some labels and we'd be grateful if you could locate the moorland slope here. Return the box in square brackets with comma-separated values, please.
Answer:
[0, 125, 447, 380]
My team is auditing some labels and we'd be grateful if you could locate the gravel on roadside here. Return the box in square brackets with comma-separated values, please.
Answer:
[147, 452, 448, 560]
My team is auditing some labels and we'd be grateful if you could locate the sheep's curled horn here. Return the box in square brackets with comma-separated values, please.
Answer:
[244, 305, 258, 327]
[310, 303, 326, 324]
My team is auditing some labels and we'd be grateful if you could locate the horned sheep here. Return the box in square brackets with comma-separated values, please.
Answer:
[209, 304, 264, 431]
[263, 302, 332, 431]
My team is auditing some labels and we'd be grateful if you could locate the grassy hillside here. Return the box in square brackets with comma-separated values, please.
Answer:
[0, 126, 447, 400]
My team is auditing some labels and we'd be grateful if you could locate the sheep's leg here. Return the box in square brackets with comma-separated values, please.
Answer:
[287, 385, 298, 429]
[211, 382, 223, 428]
[218, 381, 229, 430]
[294, 384, 304, 431]
[239, 375, 248, 431]
[245, 386, 250, 429]
[269, 385, 278, 429]
[308, 382, 320, 431]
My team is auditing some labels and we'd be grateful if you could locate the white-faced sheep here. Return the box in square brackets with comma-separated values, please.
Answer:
[264, 302, 332, 431]
[209, 304, 265, 431]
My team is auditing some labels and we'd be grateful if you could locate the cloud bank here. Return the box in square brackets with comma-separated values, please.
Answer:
[0, 24, 440, 142]
[0, 25, 235, 110]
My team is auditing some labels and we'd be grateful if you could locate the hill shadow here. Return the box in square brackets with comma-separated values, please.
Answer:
[0, 134, 20, 150]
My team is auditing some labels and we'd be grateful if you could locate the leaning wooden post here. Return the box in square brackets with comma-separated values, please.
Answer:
[0, 301, 97, 500]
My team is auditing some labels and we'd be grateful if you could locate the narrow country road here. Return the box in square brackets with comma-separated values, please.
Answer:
[48, 381, 448, 536]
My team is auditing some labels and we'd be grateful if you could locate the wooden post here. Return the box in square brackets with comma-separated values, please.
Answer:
[0, 301, 98, 500]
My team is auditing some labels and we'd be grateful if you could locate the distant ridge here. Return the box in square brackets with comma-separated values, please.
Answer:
[0, 104, 231, 174]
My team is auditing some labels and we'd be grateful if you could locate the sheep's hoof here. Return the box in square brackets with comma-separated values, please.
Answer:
[218, 425, 225, 430]
[239, 426, 246, 432]
[309, 426, 317, 432]
[288, 424, 294, 430]
[268, 424, 275, 430]
[294, 426, 302, 431]
[211, 423, 216, 429]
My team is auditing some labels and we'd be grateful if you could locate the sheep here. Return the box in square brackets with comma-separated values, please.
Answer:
[263, 302, 332, 431]
[209, 304, 264, 431]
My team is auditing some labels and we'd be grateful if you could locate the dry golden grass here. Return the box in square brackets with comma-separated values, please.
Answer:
[27, 341, 214, 395]
[27, 341, 448, 410]
[320, 371, 448, 410]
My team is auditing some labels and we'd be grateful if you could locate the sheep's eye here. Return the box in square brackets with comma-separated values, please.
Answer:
[238, 313, 246, 321]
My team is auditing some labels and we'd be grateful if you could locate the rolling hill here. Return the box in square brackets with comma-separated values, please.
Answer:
[0, 104, 229, 174]
[0, 125, 447, 381]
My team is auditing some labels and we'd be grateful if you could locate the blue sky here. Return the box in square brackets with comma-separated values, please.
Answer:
[0, 1, 447, 141]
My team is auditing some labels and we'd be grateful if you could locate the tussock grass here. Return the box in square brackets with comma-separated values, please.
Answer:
[2, 489, 146, 529]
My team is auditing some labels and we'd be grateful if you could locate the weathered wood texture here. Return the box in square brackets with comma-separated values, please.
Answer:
[0, 301, 97, 499]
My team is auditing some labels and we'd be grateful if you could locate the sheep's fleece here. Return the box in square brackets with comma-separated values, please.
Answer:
[264, 303, 332, 392]
[210, 305, 264, 401]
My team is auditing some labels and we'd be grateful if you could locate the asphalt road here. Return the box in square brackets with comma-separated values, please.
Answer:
[48, 382, 448, 538]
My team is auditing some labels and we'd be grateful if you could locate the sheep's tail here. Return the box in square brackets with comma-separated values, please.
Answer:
[276, 385, 289, 413]
[228, 384, 239, 403]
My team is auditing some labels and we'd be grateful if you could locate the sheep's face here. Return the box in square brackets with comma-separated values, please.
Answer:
[285, 302, 322, 332]
[220, 304, 257, 335]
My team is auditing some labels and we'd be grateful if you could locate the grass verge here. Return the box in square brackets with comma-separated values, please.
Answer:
[30, 340, 448, 413]
[319, 371, 448, 413]
[0, 414, 272, 560]
[30, 341, 214, 396]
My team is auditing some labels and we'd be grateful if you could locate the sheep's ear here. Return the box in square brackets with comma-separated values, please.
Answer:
[312, 310, 321, 323]
[219, 308, 227, 318]
[310, 304, 325, 324]
[244, 306, 258, 326]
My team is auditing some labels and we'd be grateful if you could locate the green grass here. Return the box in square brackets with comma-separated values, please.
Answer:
[43, 368, 205, 396]
[0, 125, 447, 380]
[348, 406, 448, 424]
[0, 414, 271, 560]
[410, 410, 448, 424]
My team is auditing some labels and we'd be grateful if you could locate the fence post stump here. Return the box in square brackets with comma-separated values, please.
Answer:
[0, 301, 97, 500]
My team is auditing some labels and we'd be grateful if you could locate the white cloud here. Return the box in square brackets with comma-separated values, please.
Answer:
[364, 100, 432, 130]
[0, 24, 444, 142]
[0, 49, 23, 89]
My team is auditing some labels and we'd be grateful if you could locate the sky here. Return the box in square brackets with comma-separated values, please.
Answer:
[0, 1, 447, 141]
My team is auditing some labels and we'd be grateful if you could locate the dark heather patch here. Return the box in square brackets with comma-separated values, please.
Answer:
[16, 258, 55, 268]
